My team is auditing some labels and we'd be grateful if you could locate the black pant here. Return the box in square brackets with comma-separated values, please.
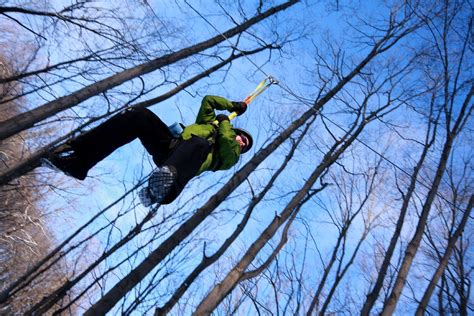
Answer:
[69, 108, 211, 203]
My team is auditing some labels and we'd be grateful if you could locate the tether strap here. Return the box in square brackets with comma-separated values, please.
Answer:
[243, 76, 276, 104]
[212, 76, 277, 126]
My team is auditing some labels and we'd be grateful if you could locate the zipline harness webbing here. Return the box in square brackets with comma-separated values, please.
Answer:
[213, 76, 278, 125]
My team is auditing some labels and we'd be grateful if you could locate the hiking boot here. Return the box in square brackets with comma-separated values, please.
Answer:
[42, 145, 87, 180]
[138, 187, 156, 207]
[138, 166, 176, 206]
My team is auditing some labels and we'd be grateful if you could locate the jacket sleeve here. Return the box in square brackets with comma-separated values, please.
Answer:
[196, 95, 234, 124]
[215, 120, 240, 170]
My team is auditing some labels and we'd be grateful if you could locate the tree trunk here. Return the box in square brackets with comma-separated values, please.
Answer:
[306, 228, 346, 315]
[360, 119, 434, 315]
[0, 46, 271, 186]
[194, 119, 370, 314]
[83, 107, 315, 315]
[415, 195, 473, 315]
[381, 86, 473, 315]
[83, 22, 404, 314]
[155, 116, 312, 316]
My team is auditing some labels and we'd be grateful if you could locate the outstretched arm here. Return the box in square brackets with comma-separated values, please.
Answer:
[195, 95, 234, 124]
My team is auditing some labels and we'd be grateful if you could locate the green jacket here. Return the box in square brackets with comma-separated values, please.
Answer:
[181, 95, 241, 174]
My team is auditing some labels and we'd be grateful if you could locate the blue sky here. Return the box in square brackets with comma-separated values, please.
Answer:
[3, 0, 472, 314]
[37, 0, 410, 309]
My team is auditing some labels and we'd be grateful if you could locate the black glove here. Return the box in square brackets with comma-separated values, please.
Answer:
[231, 101, 247, 116]
[216, 114, 229, 123]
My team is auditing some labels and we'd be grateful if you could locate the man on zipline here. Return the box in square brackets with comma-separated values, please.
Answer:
[45, 95, 252, 206]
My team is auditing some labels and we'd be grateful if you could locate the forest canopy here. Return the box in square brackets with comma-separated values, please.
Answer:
[0, 0, 472, 315]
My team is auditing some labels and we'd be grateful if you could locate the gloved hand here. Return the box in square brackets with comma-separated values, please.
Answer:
[216, 114, 229, 123]
[231, 101, 247, 116]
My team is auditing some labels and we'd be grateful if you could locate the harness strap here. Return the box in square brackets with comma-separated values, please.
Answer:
[212, 76, 277, 126]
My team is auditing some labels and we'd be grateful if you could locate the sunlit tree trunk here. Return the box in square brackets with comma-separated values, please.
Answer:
[381, 85, 473, 315]
[416, 196, 473, 315]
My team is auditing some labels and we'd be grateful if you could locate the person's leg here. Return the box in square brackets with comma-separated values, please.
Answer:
[166, 137, 210, 182]
[142, 136, 211, 205]
[52, 108, 173, 179]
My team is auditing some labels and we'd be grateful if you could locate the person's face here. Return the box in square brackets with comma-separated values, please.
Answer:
[235, 135, 248, 151]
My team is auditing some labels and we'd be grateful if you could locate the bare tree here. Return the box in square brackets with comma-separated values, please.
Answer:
[306, 153, 383, 315]
[2, 1, 471, 315]
[1, 2, 302, 314]
[154, 115, 316, 316]
[380, 1, 473, 313]
[0, 44, 278, 186]
[0, 0, 298, 141]
[0, 44, 73, 313]
[194, 54, 412, 313]
[83, 10, 419, 312]
[416, 195, 473, 315]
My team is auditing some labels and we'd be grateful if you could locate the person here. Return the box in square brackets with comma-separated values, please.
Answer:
[45, 95, 253, 206]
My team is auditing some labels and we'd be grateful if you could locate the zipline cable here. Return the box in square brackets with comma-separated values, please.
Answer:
[184, 0, 273, 79]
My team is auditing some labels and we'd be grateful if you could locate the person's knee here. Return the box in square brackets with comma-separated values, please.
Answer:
[122, 107, 146, 118]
